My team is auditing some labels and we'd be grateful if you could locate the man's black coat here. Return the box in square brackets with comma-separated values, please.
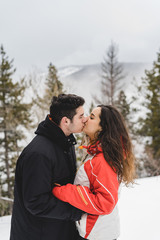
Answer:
[10, 115, 82, 240]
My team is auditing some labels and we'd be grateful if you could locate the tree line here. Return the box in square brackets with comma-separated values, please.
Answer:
[0, 43, 160, 215]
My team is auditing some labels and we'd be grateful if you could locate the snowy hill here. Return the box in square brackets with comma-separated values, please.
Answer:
[58, 62, 152, 109]
[29, 62, 152, 111]
[1, 176, 160, 240]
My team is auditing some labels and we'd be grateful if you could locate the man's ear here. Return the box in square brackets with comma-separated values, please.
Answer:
[61, 116, 70, 126]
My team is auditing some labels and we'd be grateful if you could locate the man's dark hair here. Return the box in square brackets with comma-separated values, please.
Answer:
[50, 94, 85, 125]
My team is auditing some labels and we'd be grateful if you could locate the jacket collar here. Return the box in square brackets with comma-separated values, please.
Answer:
[79, 141, 102, 155]
[35, 115, 76, 150]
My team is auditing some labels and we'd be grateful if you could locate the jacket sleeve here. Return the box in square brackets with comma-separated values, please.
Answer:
[21, 151, 82, 221]
[52, 154, 119, 215]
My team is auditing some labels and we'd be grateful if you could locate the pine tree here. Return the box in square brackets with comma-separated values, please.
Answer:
[89, 101, 95, 114]
[115, 90, 130, 123]
[34, 63, 63, 119]
[98, 42, 125, 105]
[45, 63, 63, 98]
[115, 89, 137, 134]
[139, 50, 160, 175]
[0, 45, 32, 213]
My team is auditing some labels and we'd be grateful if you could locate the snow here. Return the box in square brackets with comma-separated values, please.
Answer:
[0, 215, 11, 240]
[58, 66, 83, 78]
[1, 176, 160, 240]
[118, 176, 160, 240]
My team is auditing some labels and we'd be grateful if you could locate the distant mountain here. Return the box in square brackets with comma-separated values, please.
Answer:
[58, 62, 152, 109]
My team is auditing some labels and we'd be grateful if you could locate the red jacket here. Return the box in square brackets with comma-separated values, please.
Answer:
[53, 144, 120, 239]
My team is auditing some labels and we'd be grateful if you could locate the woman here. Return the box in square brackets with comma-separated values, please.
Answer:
[53, 105, 135, 240]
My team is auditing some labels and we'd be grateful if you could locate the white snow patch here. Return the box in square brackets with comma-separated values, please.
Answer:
[59, 66, 83, 78]
[0, 215, 11, 240]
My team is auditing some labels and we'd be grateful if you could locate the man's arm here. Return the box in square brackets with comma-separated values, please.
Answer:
[22, 151, 82, 221]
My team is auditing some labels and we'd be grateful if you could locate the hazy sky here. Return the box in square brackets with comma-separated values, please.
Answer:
[1, 0, 160, 76]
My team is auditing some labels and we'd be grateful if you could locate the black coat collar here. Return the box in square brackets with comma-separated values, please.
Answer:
[35, 115, 76, 150]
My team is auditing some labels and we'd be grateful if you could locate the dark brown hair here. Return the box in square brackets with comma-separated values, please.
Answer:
[97, 105, 136, 185]
[50, 94, 85, 125]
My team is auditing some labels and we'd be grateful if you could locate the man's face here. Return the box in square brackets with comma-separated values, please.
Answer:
[68, 106, 87, 134]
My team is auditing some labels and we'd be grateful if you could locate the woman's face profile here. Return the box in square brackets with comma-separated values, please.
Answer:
[83, 107, 102, 141]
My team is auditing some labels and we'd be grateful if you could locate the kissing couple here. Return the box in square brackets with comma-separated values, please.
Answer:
[10, 94, 135, 240]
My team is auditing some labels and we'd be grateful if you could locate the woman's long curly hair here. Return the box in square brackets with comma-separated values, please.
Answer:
[96, 105, 136, 185]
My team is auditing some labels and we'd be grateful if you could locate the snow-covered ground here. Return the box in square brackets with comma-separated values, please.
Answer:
[1, 176, 160, 240]
[0, 215, 11, 240]
[118, 176, 160, 240]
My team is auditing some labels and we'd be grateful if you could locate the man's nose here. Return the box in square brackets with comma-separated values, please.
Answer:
[83, 116, 89, 123]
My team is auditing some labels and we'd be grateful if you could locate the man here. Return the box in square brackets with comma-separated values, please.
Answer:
[10, 94, 87, 240]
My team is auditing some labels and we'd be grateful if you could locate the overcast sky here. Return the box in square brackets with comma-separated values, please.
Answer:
[1, 0, 160, 76]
